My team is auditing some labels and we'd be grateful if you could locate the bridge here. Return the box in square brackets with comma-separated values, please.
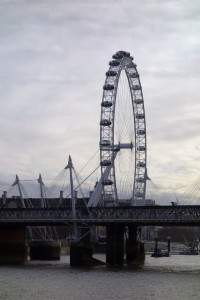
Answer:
[1, 203, 199, 265]
[0, 205, 200, 226]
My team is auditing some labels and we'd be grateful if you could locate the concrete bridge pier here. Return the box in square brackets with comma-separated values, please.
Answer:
[106, 224, 125, 265]
[0, 226, 27, 264]
[126, 224, 145, 265]
[70, 226, 105, 266]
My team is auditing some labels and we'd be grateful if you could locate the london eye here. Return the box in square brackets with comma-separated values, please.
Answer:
[99, 51, 147, 206]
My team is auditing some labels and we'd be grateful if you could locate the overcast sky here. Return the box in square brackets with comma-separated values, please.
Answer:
[0, 0, 200, 201]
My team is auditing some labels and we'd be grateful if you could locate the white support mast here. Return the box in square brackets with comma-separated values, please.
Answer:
[65, 155, 76, 218]
[87, 152, 118, 207]
[87, 164, 112, 207]
[12, 174, 26, 208]
[37, 174, 45, 208]
[143, 168, 151, 206]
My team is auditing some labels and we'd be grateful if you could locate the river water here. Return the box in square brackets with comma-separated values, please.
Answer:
[0, 254, 200, 300]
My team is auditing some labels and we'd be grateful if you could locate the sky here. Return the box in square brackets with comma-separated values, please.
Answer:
[0, 0, 200, 202]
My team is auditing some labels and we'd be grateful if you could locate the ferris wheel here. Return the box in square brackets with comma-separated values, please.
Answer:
[100, 51, 147, 206]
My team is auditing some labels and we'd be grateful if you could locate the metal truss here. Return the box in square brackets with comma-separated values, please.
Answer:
[0, 206, 200, 226]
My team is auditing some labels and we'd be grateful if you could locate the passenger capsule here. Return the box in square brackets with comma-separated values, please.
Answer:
[136, 113, 144, 119]
[134, 99, 143, 104]
[112, 53, 123, 59]
[109, 60, 120, 67]
[102, 179, 113, 186]
[114, 146, 120, 152]
[100, 140, 111, 146]
[136, 177, 145, 183]
[118, 51, 130, 57]
[126, 63, 134, 68]
[137, 129, 146, 135]
[129, 73, 139, 78]
[132, 85, 141, 90]
[101, 101, 112, 107]
[100, 160, 112, 166]
[106, 70, 117, 77]
[137, 162, 145, 167]
[100, 119, 111, 126]
[137, 146, 146, 151]
[103, 84, 114, 91]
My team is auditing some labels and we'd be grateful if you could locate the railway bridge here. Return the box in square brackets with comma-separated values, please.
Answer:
[0, 205, 200, 227]
[0, 205, 200, 265]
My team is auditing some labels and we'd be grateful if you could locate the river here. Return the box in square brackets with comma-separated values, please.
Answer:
[0, 254, 200, 300]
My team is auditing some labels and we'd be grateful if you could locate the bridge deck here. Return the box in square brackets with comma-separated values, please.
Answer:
[0, 206, 200, 226]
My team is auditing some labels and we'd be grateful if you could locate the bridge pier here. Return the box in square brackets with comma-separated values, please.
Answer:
[70, 226, 105, 266]
[106, 224, 125, 265]
[126, 225, 145, 265]
[0, 226, 27, 264]
[29, 241, 61, 260]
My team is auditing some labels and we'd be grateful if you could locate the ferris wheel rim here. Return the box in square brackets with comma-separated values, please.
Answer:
[100, 51, 147, 206]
